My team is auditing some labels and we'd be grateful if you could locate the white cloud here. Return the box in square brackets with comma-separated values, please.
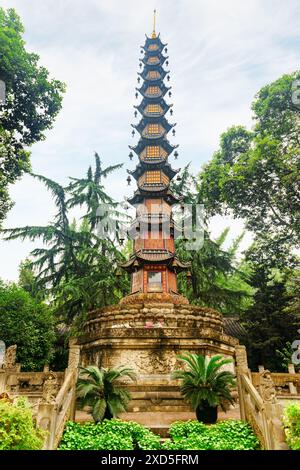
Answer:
[0, 0, 299, 279]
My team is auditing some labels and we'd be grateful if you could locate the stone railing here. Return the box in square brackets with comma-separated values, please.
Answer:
[36, 366, 78, 449]
[251, 365, 300, 397]
[36, 339, 80, 450]
[236, 345, 288, 450]
[0, 340, 80, 450]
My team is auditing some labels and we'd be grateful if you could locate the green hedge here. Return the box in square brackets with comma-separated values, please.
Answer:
[283, 403, 300, 450]
[59, 419, 259, 451]
[164, 420, 260, 450]
[59, 420, 161, 450]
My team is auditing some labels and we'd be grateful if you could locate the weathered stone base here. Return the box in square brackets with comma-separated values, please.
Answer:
[78, 300, 238, 412]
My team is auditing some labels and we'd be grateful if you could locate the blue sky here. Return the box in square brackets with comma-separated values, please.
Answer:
[0, 0, 300, 280]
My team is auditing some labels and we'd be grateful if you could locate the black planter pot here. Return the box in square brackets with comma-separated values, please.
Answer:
[103, 406, 113, 420]
[196, 403, 218, 424]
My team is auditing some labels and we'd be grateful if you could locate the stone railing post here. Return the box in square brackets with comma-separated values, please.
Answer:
[235, 345, 249, 421]
[287, 364, 297, 395]
[264, 402, 289, 450]
[67, 338, 80, 421]
[36, 402, 58, 450]
[0, 368, 6, 394]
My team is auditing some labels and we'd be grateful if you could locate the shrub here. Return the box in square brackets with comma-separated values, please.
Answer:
[172, 354, 236, 423]
[76, 365, 136, 422]
[163, 420, 260, 450]
[59, 419, 260, 451]
[283, 403, 300, 450]
[0, 282, 55, 370]
[0, 397, 44, 450]
[59, 420, 161, 450]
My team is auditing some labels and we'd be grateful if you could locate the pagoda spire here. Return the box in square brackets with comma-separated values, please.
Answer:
[152, 9, 157, 39]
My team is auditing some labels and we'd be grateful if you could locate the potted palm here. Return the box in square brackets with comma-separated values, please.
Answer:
[172, 353, 236, 424]
[77, 365, 136, 422]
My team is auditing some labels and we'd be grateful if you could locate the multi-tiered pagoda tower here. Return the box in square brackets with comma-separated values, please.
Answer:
[121, 13, 189, 301]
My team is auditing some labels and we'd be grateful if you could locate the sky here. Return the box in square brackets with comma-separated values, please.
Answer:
[0, 0, 300, 281]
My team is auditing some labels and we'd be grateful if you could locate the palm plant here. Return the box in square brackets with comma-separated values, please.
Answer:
[76, 365, 136, 422]
[67, 152, 124, 233]
[172, 353, 236, 423]
[1, 173, 87, 288]
[2, 156, 130, 324]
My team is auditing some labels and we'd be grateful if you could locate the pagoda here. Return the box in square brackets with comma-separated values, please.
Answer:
[121, 11, 190, 301]
[79, 14, 238, 411]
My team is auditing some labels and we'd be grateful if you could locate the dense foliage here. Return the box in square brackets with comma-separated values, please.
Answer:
[283, 403, 300, 450]
[177, 228, 254, 315]
[0, 281, 55, 370]
[240, 242, 300, 371]
[0, 7, 65, 225]
[77, 365, 136, 422]
[199, 72, 300, 251]
[59, 420, 161, 450]
[0, 397, 44, 450]
[163, 420, 260, 450]
[172, 166, 254, 315]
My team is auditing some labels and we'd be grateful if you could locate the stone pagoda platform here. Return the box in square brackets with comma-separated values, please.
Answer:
[78, 294, 238, 412]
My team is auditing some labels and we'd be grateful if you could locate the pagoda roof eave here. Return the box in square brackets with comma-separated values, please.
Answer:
[120, 251, 190, 272]
[129, 138, 178, 156]
[128, 188, 181, 206]
[143, 33, 167, 47]
[141, 54, 169, 66]
[132, 119, 176, 135]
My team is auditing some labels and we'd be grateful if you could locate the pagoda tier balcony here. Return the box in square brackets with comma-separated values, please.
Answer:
[137, 84, 171, 99]
[128, 188, 180, 206]
[132, 117, 175, 136]
[127, 215, 181, 240]
[141, 128, 168, 139]
[120, 250, 190, 272]
[136, 99, 172, 118]
[138, 181, 169, 192]
[139, 66, 168, 82]
[129, 136, 178, 157]
[141, 52, 168, 67]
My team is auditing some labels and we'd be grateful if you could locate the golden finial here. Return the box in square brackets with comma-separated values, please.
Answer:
[151, 9, 157, 38]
